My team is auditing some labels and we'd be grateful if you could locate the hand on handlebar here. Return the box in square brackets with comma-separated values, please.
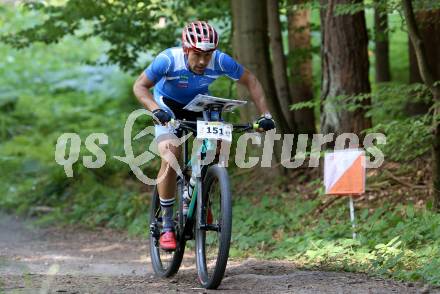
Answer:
[254, 113, 276, 132]
[152, 109, 172, 125]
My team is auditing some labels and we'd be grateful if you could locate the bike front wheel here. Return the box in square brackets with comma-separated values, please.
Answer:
[195, 164, 232, 289]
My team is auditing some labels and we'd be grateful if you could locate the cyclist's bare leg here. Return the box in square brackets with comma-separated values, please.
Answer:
[157, 139, 181, 199]
[157, 139, 180, 240]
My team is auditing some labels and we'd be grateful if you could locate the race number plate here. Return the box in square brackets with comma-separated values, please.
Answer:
[197, 121, 233, 142]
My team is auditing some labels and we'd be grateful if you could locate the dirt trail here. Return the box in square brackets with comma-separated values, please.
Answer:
[0, 213, 436, 293]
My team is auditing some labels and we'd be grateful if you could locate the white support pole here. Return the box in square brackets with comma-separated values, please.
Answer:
[349, 196, 356, 240]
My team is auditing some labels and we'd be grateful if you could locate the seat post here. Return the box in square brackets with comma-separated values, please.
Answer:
[183, 128, 188, 165]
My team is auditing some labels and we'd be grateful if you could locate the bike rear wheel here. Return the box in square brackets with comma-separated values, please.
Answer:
[195, 164, 232, 289]
[149, 183, 185, 277]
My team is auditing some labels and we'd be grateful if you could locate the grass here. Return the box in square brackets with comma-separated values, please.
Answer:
[229, 192, 440, 286]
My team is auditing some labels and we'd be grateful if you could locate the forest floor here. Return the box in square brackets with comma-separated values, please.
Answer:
[0, 213, 436, 294]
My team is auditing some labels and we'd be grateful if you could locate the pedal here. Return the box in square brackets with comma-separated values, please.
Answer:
[150, 223, 160, 239]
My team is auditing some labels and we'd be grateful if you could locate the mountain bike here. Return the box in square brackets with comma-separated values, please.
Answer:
[149, 95, 256, 289]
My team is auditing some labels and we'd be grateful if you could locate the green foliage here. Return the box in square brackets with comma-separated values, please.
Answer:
[333, 3, 368, 16]
[365, 83, 433, 161]
[0, 5, 156, 232]
[2, 0, 231, 71]
[290, 81, 433, 162]
[289, 100, 316, 111]
[370, 83, 432, 121]
[367, 116, 432, 161]
[0, 4, 235, 232]
[229, 195, 440, 285]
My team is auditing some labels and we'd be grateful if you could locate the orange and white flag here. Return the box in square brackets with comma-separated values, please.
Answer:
[324, 149, 366, 195]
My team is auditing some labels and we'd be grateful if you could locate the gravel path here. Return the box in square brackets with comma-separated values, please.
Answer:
[0, 213, 436, 293]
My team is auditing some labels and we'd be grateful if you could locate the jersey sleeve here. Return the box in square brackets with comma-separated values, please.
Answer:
[144, 51, 172, 83]
[218, 52, 244, 81]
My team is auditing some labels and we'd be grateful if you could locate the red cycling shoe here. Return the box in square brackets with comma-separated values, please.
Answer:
[159, 231, 177, 251]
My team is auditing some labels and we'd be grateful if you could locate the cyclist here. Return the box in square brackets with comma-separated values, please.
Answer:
[133, 21, 275, 251]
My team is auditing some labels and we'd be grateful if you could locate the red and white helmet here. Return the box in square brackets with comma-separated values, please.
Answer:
[182, 21, 219, 53]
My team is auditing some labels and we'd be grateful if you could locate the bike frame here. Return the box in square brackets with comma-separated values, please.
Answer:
[176, 106, 253, 239]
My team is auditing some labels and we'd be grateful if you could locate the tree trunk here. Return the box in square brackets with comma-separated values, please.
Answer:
[406, 9, 440, 115]
[320, 0, 372, 140]
[231, 0, 290, 134]
[267, 0, 297, 133]
[402, 0, 440, 212]
[374, 1, 391, 82]
[409, 37, 422, 84]
[406, 39, 431, 115]
[408, 9, 440, 83]
[288, 0, 316, 135]
[434, 91, 440, 211]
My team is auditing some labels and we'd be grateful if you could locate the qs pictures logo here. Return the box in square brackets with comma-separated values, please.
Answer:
[55, 109, 388, 185]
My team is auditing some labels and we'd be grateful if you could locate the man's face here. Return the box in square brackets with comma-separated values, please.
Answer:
[187, 50, 213, 75]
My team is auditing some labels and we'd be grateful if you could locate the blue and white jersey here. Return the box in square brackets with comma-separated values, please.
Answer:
[144, 47, 244, 105]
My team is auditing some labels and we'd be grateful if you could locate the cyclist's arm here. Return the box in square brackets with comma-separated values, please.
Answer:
[133, 73, 160, 111]
[237, 69, 270, 115]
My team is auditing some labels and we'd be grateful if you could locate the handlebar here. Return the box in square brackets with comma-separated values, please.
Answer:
[168, 119, 258, 133]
